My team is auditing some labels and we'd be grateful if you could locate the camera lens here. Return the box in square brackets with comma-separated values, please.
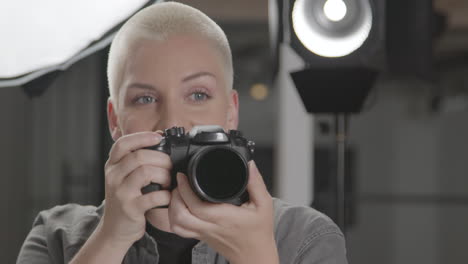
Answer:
[188, 147, 248, 202]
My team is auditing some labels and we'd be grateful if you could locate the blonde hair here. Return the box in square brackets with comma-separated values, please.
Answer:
[107, 2, 233, 104]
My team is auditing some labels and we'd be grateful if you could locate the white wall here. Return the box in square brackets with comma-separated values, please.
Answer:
[274, 43, 314, 206]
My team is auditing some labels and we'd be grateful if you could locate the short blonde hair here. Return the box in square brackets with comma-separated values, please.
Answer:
[107, 2, 233, 105]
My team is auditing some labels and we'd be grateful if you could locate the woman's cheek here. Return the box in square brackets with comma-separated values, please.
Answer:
[187, 108, 228, 126]
[120, 113, 159, 134]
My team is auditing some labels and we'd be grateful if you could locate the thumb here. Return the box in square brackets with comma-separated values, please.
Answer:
[246, 161, 271, 206]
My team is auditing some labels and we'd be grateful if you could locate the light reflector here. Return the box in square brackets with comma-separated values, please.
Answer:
[291, 0, 373, 58]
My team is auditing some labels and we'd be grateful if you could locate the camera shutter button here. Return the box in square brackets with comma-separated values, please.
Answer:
[176, 127, 185, 136]
[247, 141, 255, 155]
[165, 126, 185, 136]
[165, 127, 177, 136]
[229, 130, 242, 137]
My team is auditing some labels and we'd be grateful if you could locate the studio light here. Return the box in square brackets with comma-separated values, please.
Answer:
[269, 0, 435, 233]
[291, 0, 373, 58]
[323, 0, 348, 22]
[0, 0, 163, 89]
[268, 0, 386, 114]
[270, 0, 385, 232]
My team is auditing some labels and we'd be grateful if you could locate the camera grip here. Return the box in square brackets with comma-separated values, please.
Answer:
[141, 183, 169, 209]
[141, 182, 162, 194]
[140, 140, 170, 194]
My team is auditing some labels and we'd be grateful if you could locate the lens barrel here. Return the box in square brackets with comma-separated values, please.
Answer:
[187, 146, 249, 203]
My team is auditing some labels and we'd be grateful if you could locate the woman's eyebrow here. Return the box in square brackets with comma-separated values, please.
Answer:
[127, 82, 158, 91]
[182, 71, 216, 82]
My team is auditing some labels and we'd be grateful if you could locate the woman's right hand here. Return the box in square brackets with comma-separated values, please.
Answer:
[98, 131, 172, 248]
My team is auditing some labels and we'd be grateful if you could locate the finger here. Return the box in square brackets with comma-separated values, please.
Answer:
[176, 173, 232, 222]
[123, 165, 171, 196]
[134, 190, 171, 212]
[168, 188, 211, 239]
[107, 149, 172, 186]
[246, 161, 271, 208]
[108, 131, 162, 164]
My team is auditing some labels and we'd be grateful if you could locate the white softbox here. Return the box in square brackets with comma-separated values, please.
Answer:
[0, 0, 162, 88]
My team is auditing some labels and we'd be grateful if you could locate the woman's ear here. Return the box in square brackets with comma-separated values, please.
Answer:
[107, 98, 122, 141]
[226, 89, 239, 130]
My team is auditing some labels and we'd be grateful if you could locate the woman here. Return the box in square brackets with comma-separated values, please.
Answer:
[17, 2, 347, 263]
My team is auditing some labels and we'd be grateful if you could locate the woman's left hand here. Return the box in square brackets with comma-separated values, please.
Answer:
[168, 161, 279, 264]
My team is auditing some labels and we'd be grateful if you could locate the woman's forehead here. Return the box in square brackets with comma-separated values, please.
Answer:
[124, 36, 227, 81]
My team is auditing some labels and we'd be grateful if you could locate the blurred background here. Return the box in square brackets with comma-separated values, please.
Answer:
[1, 0, 468, 263]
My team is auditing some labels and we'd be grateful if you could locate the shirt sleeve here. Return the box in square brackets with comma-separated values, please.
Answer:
[16, 223, 52, 264]
[296, 229, 348, 264]
[16, 204, 101, 264]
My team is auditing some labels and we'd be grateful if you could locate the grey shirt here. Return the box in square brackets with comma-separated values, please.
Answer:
[17, 198, 347, 264]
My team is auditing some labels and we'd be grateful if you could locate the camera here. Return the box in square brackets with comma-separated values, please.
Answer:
[141, 125, 255, 205]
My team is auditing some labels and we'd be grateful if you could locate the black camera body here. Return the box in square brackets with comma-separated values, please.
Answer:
[142, 125, 255, 205]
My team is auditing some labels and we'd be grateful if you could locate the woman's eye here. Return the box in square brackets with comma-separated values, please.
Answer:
[189, 92, 209, 102]
[135, 95, 156, 105]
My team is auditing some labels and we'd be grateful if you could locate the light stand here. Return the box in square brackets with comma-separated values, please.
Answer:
[278, 0, 383, 233]
[291, 67, 377, 233]
[335, 113, 348, 232]
[271, 0, 435, 233]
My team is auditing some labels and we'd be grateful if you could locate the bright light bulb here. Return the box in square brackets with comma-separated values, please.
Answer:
[323, 0, 347, 22]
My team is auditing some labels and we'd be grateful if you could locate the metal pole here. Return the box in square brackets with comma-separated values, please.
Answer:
[335, 113, 348, 234]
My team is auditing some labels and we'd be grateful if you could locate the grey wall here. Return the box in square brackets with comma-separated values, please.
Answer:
[0, 85, 32, 263]
[0, 53, 107, 263]
[346, 77, 468, 264]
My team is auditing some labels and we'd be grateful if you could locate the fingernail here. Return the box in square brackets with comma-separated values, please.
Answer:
[176, 173, 183, 183]
[250, 161, 258, 171]
[154, 132, 162, 140]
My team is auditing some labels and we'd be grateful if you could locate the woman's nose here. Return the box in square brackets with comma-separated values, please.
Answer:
[156, 102, 184, 131]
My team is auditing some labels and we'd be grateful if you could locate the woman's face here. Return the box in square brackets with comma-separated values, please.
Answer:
[107, 34, 238, 139]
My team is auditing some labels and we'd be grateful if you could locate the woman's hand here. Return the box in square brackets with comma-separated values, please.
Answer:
[168, 161, 279, 264]
[99, 131, 172, 248]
